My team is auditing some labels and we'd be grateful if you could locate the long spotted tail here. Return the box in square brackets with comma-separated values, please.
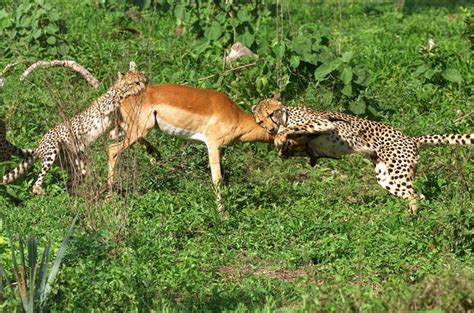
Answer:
[11, 145, 35, 158]
[2, 156, 35, 184]
[415, 134, 474, 147]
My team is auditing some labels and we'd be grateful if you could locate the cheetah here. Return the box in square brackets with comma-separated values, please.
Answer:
[0, 119, 34, 161]
[252, 96, 473, 214]
[1, 68, 147, 195]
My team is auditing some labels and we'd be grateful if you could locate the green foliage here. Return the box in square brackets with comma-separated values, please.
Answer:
[0, 216, 76, 312]
[0, 0, 472, 311]
[273, 27, 370, 105]
[0, 0, 68, 58]
[172, 1, 262, 47]
[414, 46, 465, 86]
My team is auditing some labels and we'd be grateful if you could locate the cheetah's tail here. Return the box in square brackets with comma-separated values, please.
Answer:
[415, 134, 474, 147]
[2, 156, 35, 184]
[11, 146, 35, 158]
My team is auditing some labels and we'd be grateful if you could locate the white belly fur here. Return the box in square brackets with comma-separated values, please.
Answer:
[155, 117, 207, 144]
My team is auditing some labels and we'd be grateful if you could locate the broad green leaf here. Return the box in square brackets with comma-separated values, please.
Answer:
[272, 41, 286, 59]
[174, 3, 185, 21]
[290, 36, 312, 56]
[237, 8, 250, 22]
[49, 11, 60, 21]
[0, 9, 12, 30]
[314, 63, 333, 81]
[442, 68, 462, 84]
[279, 73, 290, 88]
[340, 67, 353, 85]
[353, 67, 370, 86]
[413, 64, 429, 77]
[349, 99, 366, 115]
[139, 0, 152, 10]
[20, 16, 32, 28]
[329, 57, 343, 69]
[45, 24, 57, 34]
[255, 76, 268, 92]
[342, 83, 352, 96]
[28, 238, 37, 313]
[229, 18, 240, 28]
[47, 47, 57, 55]
[46, 36, 56, 45]
[424, 69, 436, 80]
[314, 58, 341, 81]
[290, 55, 300, 69]
[41, 214, 77, 309]
[204, 22, 223, 41]
[237, 31, 254, 47]
[341, 51, 353, 62]
[31, 28, 41, 39]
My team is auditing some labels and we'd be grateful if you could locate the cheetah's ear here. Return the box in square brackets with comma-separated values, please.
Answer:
[251, 105, 257, 113]
[271, 91, 280, 101]
[117, 72, 125, 79]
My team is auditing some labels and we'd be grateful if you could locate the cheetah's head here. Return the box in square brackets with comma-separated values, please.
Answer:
[252, 93, 286, 135]
[115, 69, 148, 98]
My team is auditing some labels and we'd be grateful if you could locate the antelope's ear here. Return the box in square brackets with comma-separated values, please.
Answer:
[251, 105, 257, 113]
[277, 107, 287, 124]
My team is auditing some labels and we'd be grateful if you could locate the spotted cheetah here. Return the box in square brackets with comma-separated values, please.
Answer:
[0, 119, 34, 161]
[252, 96, 473, 214]
[1, 68, 148, 195]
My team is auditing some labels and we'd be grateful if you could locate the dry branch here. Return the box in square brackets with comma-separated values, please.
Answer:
[181, 62, 257, 85]
[0, 62, 20, 77]
[20, 60, 101, 88]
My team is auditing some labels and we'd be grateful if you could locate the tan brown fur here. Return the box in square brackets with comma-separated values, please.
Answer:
[108, 84, 292, 188]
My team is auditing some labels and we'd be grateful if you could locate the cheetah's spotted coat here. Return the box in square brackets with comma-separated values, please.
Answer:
[252, 97, 473, 214]
[0, 119, 34, 161]
[2, 69, 147, 195]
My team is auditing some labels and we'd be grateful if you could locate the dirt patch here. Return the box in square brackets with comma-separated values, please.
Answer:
[219, 253, 322, 284]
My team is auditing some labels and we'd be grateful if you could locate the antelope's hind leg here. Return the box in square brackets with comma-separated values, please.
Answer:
[138, 138, 161, 163]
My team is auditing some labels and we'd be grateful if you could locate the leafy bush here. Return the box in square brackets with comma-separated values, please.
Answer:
[0, 0, 69, 58]
[0, 0, 472, 311]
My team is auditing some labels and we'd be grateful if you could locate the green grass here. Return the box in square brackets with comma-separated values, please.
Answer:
[0, 0, 473, 311]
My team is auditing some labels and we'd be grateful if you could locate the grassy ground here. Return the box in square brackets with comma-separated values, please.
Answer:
[0, 1, 473, 311]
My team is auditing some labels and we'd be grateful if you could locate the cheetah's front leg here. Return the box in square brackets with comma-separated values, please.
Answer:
[274, 119, 336, 154]
[274, 131, 290, 155]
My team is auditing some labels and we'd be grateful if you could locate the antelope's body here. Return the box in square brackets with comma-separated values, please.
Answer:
[108, 84, 274, 186]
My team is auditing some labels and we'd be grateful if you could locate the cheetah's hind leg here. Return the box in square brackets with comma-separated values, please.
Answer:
[373, 156, 419, 214]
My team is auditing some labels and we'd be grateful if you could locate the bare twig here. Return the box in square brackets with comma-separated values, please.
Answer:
[454, 110, 474, 123]
[1, 63, 20, 77]
[337, 0, 343, 55]
[182, 62, 257, 85]
[20, 60, 100, 88]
